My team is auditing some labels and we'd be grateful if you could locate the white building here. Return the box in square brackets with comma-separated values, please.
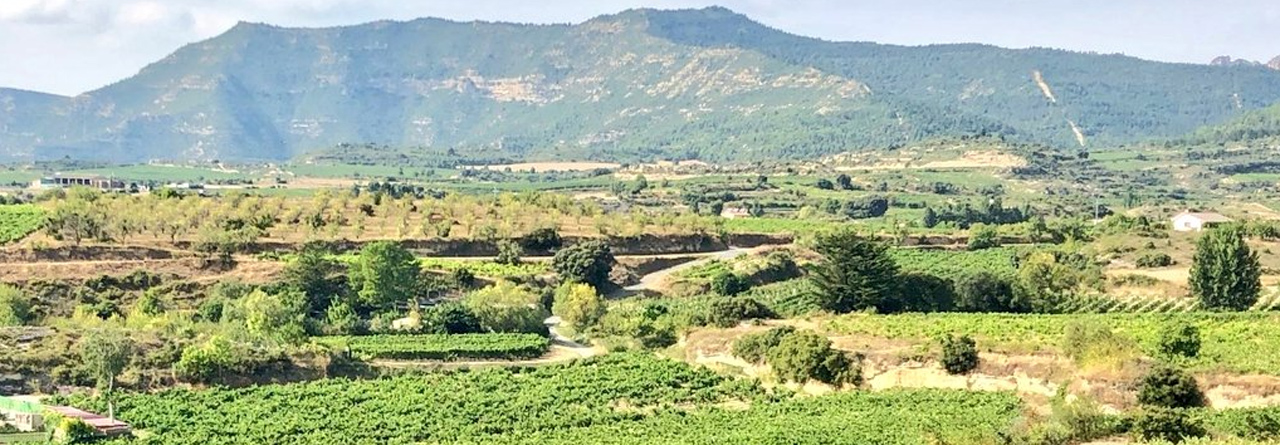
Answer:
[1171, 212, 1232, 232]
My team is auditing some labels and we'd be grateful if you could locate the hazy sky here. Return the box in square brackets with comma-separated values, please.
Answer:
[2, 0, 1277, 96]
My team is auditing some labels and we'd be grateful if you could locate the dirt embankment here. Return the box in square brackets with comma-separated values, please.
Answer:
[0, 245, 182, 263]
[243, 233, 732, 257]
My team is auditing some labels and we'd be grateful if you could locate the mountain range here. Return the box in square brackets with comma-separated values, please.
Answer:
[3, 7, 1280, 163]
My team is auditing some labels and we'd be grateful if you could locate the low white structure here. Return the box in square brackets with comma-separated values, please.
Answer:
[1172, 212, 1232, 232]
[720, 206, 750, 219]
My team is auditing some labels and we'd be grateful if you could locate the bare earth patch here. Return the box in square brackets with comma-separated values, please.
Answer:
[470, 161, 621, 172]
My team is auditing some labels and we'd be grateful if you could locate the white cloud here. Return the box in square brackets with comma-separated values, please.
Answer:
[0, 0, 74, 24]
[116, 1, 171, 26]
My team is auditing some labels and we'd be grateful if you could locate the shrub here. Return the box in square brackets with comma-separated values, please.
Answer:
[521, 227, 562, 252]
[323, 302, 361, 335]
[1136, 252, 1174, 268]
[175, 336, 239, 384]
[1137, 367, 1206, 409]
[423, 302, 482, 334]
[465, 282, 549, 335]
[732, 326, 796, 364]
[968, 224, 1001, 250]
[594, 304, 676, 349]
[711, 272, 750, 296]
[0, 284, 31, 326]
[940, 334, 979, 374]
[1158, 321, 1201, 359]
[705, 297, 772, 328]
[1063, 320, 1140, 369]
[452, 268, 476, 289]
[495, 239, 523, 266]
[551, 282, 605, 331]
[1131, 407, 1206, 443]
[767, 330, 862, 386]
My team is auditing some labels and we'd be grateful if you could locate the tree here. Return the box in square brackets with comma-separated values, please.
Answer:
[940, 334, 979, 374]
[242, 289, 308, 344]
[815, 178, 834, 190]
[1158, 321, 1201, 359]
[44, 198, 107, 245]
[552, 240, 615, 289]
[323, 302, 361, 335]
[1189, 226, 1261, 311]
[767, 330, 861, 386]
[0, 284, 31, 326]
[922, 207, 939, 228]
[810, 230, 899, 313]
[893, 272, 955, 313]
[967, 224, 1000, 250]
[955, 271, 1024, 313]
[836, 174, 853, 190]
[175, 335, 238, 384]
[1137, 366, 1206, 409]
[711, 271, 749, 296]
[1014, 252, 1078, 313]
[284, 244, 346, 314]
[465, 282, 549, 335]
[78, 329, 133, 421]
[349, 241, 421, 309]
[551, 282, 606, 331]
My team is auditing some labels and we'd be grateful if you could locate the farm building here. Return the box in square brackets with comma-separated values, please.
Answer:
[720, 206, 751, 219]
[0, 395, 131, 437]
[30, 174, 126, 191]
[1171, 212, 1232, 232]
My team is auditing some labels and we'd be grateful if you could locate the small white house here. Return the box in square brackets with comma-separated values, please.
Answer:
[1172, 212, 1232, 232]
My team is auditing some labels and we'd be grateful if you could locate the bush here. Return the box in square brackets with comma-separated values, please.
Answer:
[968, 224, 1001, 250]
[465, 282, 550, 335]
[767, 330, 862, 386]
[551, 282, 605, 331]
[1137, 367, 1206, 409]
[452, 268, 476, 289]
[705, 297, 772, 328]
[1131, 407, 1206, 443]
[0, 284, 31, 326]
[1136, 252, 1174, 268]
[955, 271, 1024, 313]
[423, 302, 482, 334]
[1063, 320, 1140, 368]
[711, 272, 750, 296]
[732, 326, 796, 364]
[175, 336, 238, 384]
[521, 227, 562, 252]
[594, 304, 676, 349]
[940, 334, 979, 374]
[323, 302, 361, 335]
[1158, 321, 1201, 359]
[495, 239, 523, 266]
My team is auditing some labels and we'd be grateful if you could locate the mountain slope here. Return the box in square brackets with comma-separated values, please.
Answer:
[3, 7, 1280, 163]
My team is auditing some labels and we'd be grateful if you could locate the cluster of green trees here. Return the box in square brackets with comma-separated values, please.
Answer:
[732, 326, 861, 386]
[922, 198, 1030, 229]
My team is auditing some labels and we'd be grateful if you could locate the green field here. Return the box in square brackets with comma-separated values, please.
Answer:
[0, 204, 45, 244]
[826, 312, 1280, 375]
[315, 333, 550, 361]
[890, 246, 1027, 280]
[67, 353, 1024, 445]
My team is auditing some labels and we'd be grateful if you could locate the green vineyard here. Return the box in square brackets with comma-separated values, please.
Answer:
[890, 246, 1025, 280]
[68, 353, 1024, 445]
[0, 204, 43, 244]
[315, 333, 550, 361]
[827, 312, 1280, 375]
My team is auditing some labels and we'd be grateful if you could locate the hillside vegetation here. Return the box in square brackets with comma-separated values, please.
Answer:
[4, 7, 1280, 163]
